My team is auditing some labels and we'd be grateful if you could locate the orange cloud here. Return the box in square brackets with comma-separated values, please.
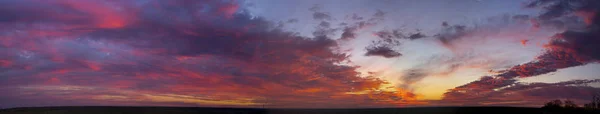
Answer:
[520, 39, 529, 46]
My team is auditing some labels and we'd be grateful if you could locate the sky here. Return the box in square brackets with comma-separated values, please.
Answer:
[0, 0, 599, 108]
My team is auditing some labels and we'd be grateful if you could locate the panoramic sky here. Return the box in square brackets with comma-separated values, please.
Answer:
[1, 0, 599, 108]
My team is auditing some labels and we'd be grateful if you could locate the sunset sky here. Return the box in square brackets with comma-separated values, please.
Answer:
[1, 0, 599, 108]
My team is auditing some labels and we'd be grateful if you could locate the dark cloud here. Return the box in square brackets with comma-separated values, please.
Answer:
[367, 10, 386, 22]
[364, 41, 402, 58]
[374, 30, 402, 39]
[398, 69, 426, 88]
[536, 0, 600, 61]
[339, 21, 377, 40]
[442, 0, 600, 105]
[429, 14, 546, 48]
[407, 32, 427, 40]
[309, 5, 332, 21]
[0, 0, 407, 108]
[373, 29, 427, 40]
[525, 0, 585, 21]
[338, 10, 388, 40]
[441, 79, 600, 106]
[439, 51, 590, 105]
[348, 13, 364, 20]
[436, 22, 469, 45]
[318, 21, 331, 28]
[489, 0, 600, 79]
[374, 10, 385, 18]
[363, 29, 425, 58]
[313, 12, 332, 20]
[286, 19, 299, 23]
[340, 27, 358, 40]
[313, 21, 338, 37]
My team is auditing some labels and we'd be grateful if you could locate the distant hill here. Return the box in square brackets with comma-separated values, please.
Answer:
[1, 106, 598, 114]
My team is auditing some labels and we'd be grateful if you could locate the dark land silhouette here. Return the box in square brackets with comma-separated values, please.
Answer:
[2, 91, 599, 114]
[1, 106, 599, 114]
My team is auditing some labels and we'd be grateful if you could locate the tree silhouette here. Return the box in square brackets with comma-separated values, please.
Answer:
[543, 99, 563, 109]
[541, 93, 600, 111]
[584, 93, 600, 109]
[563, 100, 578, 108]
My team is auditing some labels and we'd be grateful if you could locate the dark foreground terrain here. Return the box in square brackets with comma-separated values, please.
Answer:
[1, 106, 598, 114]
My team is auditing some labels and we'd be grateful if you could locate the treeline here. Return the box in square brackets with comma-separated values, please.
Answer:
[542, 94, 600, 110]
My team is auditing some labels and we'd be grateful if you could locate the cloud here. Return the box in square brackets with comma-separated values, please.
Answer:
[364, 39, 402, 58]
[441, 0, 600, 106]
[364, 28, 427, 58]
[313, 12, 332, 21]
[395, 52, 516, 90]
[0, 0, 412, 108]
[313, 21, 338, 37]
[337, 10, 388, 41]
[426, 14, 552, 51]
[309, 5, 332, 21]
[373, 10, 385, 19]
[347, 13, 364, 20]
[339, 21, 377, 40]
[370, 14, 535, 49]
[373, 29, 427, 40]
[365, 13, 539, 59]
[398, 69, 427, 89]
[286, 19, 299, 23]
[436, 22, 469, 46]
[441, 79, 600, 106]
[528, 0, 600, 61]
